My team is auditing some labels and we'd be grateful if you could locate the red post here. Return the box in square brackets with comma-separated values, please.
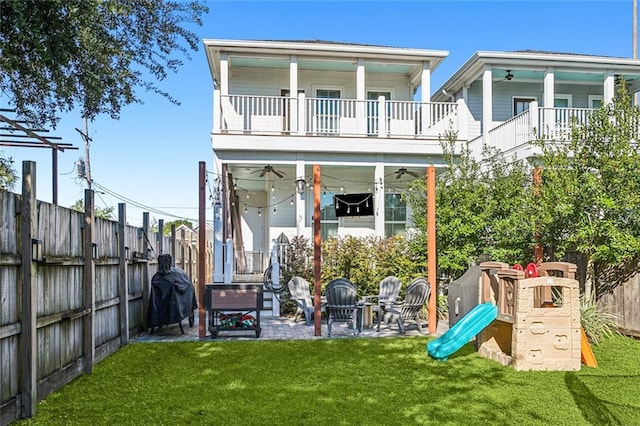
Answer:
[313, 165, 322, 336]
[427, 166, 437, 334]
[198, 161, 207, 339]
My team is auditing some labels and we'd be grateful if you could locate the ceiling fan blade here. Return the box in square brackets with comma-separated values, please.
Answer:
[259, 170, 267, 177]
[407, 171, 420, 178]
[396, 173, 402, 179]
[272, 169, 285, 178]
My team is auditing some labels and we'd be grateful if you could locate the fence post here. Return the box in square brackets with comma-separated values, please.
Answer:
[170, 224, 176, 266]
[118, 203, 129, 345]
[180, 228, 186, 270]
[141, 212, 150, 329]
[19, 161, 37, 418]
[158, 219, 164, 254]
[83, 189, 95, 374]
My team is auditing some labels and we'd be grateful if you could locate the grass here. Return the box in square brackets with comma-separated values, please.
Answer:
[16, 335, 640, 425]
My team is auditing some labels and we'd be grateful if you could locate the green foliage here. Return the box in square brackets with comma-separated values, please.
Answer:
[0, 0, 208, 127]
[285, 235, 425, 296]
[0, 153, 17, 190]
[404, 135, 535, 278]
[17, 336, 640, 425]
[535, 84, 640, 294]
[580, 294, 621, 344]
[162, 219, 193, 235]
[70, 198, 114, 220]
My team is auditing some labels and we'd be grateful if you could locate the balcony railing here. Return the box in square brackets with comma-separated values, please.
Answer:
[215, 93, 459, 138]
[484, 102, 598, 154]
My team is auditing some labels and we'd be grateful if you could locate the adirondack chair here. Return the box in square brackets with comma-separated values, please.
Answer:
[324, 278, 361, 336]
[360, 276, 402, 332]
[287, 276, 315, 325]
[382, 277, 430, 335]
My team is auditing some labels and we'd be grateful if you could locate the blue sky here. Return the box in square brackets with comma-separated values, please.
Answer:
[3, 0, 636, 226]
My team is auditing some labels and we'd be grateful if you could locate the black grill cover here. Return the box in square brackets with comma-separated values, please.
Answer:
[447, 266, 481, 328]
[147, 254, 198, 328]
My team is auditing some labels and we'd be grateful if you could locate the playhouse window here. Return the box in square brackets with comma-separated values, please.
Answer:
[533, 285, 563, 308]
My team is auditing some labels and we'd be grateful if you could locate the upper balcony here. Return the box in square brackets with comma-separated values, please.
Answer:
[213, 92, 464, 141]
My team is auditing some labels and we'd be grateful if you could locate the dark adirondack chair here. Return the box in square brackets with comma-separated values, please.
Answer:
[324, 278, 360, 336]
[287, 276, 315, 325]
[383, 277, 430, 335]
[360, 276, 402, 332]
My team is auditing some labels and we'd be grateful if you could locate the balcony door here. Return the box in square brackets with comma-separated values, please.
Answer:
[367, 91, 391, 135]
[315, 89, 341, 134]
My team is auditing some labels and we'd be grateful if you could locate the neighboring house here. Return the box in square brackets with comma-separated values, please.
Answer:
[432, 50, 640, 160]
[203, 39, 640, 279]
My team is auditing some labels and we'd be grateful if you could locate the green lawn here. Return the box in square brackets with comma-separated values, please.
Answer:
[16, 335, 640, 425]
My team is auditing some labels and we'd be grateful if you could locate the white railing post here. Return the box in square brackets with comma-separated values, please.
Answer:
[270, 239, 280, 316]
[224, 238, 233, 284]
[297, 92, 306, 135]
[529, 101, 539, 139]
[213, 89, 221, 133]
[456, 99, 467, 140]
[378, 95, 387, 137]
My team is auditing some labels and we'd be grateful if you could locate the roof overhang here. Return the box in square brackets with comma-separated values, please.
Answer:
[203, 39, 449, 86]
[433, 51, 640, 101]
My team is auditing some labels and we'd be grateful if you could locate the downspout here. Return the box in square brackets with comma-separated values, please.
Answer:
[442, 89, 455, 102]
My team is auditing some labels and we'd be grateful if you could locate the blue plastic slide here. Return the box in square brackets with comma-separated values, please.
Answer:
[427, 303, 498, 360]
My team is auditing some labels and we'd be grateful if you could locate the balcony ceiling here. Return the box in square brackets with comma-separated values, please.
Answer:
[491, 68, 640, 83]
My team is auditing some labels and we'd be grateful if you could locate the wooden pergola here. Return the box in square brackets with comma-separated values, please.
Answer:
[0, 109, 78, 204]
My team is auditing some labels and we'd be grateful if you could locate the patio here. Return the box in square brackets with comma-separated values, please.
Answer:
[133, 314, 450, 342]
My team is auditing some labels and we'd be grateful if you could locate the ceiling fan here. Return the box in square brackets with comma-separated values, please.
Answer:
[394, 167, 420, 179]
[251, 165, 285, 178]
[499, 70, 514, 82]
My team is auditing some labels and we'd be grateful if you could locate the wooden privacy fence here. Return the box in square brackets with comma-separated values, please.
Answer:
[0, 162, 212, 425]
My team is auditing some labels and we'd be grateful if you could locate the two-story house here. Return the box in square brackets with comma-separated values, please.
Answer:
[204, 39, 640, 281]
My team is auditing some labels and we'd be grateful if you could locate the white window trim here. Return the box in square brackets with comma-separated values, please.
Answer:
[588, 95, 604, 109]
[512, 96, 537, 116]
[311, 85, 344, 98]
[554, 94, 573, 108]
[366, 88, 396, 101]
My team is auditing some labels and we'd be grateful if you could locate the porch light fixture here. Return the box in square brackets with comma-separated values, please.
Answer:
[244, 206, 248, 215]
[290, 196, 294, 205]
[271, 183, 275, 192]
[258, 208, 261, 217]
[295, 178, 306, 194]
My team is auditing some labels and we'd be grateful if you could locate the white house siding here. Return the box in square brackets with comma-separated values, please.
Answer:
[240, 190, 267, 253]
[555, 83, 603, 108]
[227, 68, 413, 101]
[467, 81, 483, 124]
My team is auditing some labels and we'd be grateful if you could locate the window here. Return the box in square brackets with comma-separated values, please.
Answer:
[384, 193, 406, 236]
[554, 95, 572, 108]
[320, 190, 338, 239]
[589, 95, 603, 109]
[513, 97, 536, 116]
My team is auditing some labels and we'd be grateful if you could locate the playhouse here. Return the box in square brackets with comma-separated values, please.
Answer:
[476, 261, 581, 371]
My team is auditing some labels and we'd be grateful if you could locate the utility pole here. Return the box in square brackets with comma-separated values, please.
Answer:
[75, 117, 92, 189]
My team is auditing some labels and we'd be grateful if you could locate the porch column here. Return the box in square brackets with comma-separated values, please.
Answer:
[604, 71, 615, 104]
[290, 55, 298, 133]
[356, 58, 366, 134]
[295, 159, 306, 236]
[482, 65, 493, 141]
[374, 160, 385, 237]
[220, 52, 229, 96]
[543, 68, 555, 135]
[420, 62, 431, 135]
[213, 151, 224, 282]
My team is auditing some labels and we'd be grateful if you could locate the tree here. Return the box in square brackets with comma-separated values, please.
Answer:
[70, 199, 114, 220]
[0, 0, 208, 128]
[162, 219, 194, 235]
[404, 132, 535, 278]
[535, 84, 640, 298]
[0, 153, 17, 190]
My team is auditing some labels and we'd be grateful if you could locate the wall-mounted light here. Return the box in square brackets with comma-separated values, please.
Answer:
[92, 243, 98, 260]
[295, 178, 306, 194]
[124, 246, 130, 261]
[31, 238, 43, 262]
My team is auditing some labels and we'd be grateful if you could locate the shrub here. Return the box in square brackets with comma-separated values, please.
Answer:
[580, 293, 620, 344]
